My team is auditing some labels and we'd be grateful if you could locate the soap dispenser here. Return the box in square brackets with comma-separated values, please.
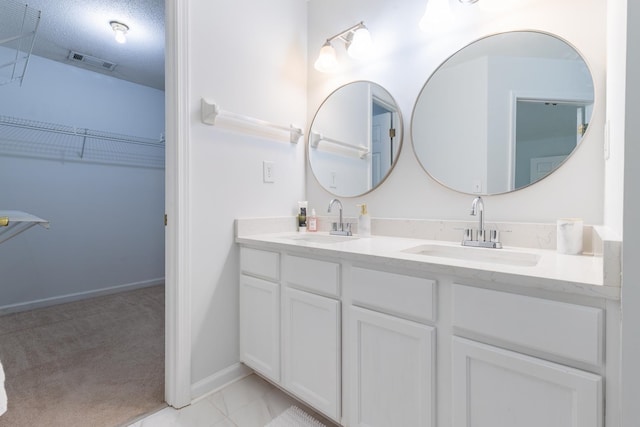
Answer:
[357, 203, 371, 237]
[308, 208, 318, 232]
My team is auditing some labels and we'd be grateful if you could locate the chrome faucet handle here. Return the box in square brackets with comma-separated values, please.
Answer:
[330, 221, 352, 236]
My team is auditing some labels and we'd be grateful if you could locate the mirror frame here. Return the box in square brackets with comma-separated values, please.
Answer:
[410, 30, 596, 196]
[308, 80, 404, 198]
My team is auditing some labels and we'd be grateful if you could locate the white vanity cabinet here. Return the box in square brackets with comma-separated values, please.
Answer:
[452, 337, 602, 427]
[239, 248, 281, 382]
[348, 267, 436, 427]
[237, 236, 618, 427]
[281, 255, 341, 421]
[282, 286, 340, 420]
[239, 249, 342, 422]
[451, 284, 604, 427]
[282, 255, 342, 420]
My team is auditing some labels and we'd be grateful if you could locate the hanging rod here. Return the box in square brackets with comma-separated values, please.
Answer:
[201, 98, 303, 144]
[309, 131, 369, 159]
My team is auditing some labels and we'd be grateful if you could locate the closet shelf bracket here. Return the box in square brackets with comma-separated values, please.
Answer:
[201, 98, 303, 144]
[0, 210, 49, 245]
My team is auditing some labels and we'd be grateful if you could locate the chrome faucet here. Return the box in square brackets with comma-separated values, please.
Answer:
[462, 196, 502, 249]
[328, 198, 352, 236]
[470, 196, 485, 241]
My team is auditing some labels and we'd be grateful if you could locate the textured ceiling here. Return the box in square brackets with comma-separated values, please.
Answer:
[13, 0, 165, 90]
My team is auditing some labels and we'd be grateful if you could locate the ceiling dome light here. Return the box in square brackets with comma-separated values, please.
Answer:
[110, 21, 129, 44]
[347, 26, 373, 60]
[314, 41, 338, 73]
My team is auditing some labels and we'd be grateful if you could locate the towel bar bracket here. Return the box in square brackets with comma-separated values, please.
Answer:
[201, 98, 303, 144]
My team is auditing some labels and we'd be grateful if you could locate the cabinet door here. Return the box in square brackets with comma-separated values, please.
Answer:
[349, 306, 435, 427]
[452, 337, 602, 427]
[239, 274, 280, 383]
[282, 287, 341, 421]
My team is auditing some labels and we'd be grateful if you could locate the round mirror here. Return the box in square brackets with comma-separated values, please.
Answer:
[411, 31, 594, 195]
[309, 81, 403, 197]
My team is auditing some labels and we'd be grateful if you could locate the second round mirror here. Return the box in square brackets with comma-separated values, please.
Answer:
[411, 31, 595, 195]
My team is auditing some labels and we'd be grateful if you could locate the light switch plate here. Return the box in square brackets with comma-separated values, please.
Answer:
[263, 161, 275, 183]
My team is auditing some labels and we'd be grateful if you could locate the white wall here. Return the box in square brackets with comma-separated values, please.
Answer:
[186, 0, 307, 393]
[0, 54, 165, 310]
[307, 0, 606, 225]
[605, 0, 626, 235]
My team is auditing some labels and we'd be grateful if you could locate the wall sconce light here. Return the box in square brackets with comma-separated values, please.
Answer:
[314, 21, 373, 73]
[419, 0, 478, 31]
[110, 21, 129, 44]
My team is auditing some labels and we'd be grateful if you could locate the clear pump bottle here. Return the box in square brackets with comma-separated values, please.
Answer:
[357, 203, 371, 237]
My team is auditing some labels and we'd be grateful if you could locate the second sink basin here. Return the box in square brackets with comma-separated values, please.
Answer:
[402, 243, 540, 267]
[286, 234, 361, 244]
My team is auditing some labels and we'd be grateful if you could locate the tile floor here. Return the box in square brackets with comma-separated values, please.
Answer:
[128, 373, 338, 427]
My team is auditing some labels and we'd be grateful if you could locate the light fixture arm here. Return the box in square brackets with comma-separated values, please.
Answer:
[314, 21, 371, 73]
[325, 21, 366, 45]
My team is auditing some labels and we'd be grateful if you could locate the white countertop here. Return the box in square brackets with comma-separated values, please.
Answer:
[236, 232, 619, 300]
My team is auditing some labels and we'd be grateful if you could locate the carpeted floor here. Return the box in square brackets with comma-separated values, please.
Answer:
[0, 285, 166, 427]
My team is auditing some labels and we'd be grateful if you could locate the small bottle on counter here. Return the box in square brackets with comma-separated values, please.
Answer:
[357, 203, 371, 237]
[308, 208, 318, 232]
[298, 201, 308, 232]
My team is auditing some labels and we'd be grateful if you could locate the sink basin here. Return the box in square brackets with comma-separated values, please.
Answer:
[402, 243, 540, 267]
[286, 234, 360, 244]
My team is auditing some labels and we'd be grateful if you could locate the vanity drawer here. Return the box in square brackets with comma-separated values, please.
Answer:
[283, 255, 340, 298]
[240, 247, 280, 282]
[452, 284, 603, 366]
[351, 267, 436, 323]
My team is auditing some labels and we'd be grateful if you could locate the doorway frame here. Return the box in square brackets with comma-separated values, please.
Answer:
[164, 0, 192, 408]
[508, 89, 593, 191]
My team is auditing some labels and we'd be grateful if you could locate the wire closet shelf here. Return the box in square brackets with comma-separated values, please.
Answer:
[0, 115, 165, 169]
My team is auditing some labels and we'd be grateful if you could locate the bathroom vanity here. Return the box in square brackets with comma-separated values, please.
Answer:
[236, 217, 620, 427]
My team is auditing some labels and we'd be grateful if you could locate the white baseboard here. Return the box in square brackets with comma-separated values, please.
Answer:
[0, 278, 165, 315]
[190, 363, 253, 402]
